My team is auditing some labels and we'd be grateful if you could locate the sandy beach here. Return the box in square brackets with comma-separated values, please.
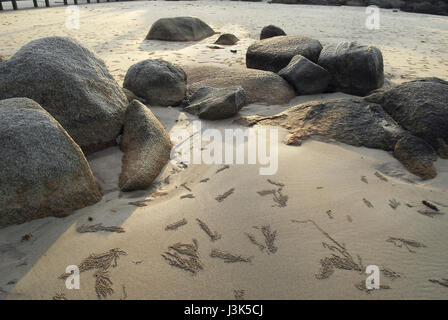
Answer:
[0, 0, 447, 300]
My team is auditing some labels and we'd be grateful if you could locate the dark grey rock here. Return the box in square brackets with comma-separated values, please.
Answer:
[123, 59, 187, 107]
[236, 97, 406, 150]
[317, 41, 384, 96]
[119, 100, 173, 191]
[260, 25, 286, 40]
[246, 35, 323, 73]
[122, 88, 140, 103]
[0, 37, 128, 154]
[145, 17, 215, 41]
[365, 77, 448, 158]
[278, 55, 330, 95]
[185, 86, 246, 120]
[394, 135, 437, 180]
[0, 98, 101, 228]
[215, 33, 239, 45]
[182, 64, 295, 105]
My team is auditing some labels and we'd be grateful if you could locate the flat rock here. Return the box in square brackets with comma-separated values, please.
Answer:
[0, 37, 128, 154]
[260, 25, 286, 40]
[119, 100, 173, 191]
[365, 77, 448, 158]
[0, 98, 101, 228]
[182, 64, 295, 105]
[123, 59, 187, 107]
[318, 41, 384, 96]
[278, 55, 330, 95]
[185, 86, 246, 120]
[246, 35, 323, 73]
[145, 17, 215, 41]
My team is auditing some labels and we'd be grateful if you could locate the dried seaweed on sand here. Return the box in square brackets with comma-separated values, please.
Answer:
[292, 219, 363, 279]
[257, 187, 288, 208]
[52, 293, 68, 300]
[245, 233, 265, 252]
[129, 191, 168, 207]
[267, 179, 285, 187]
[234, 289, 245, 300]
[196, 219, 221, 241]
[381, 267, 401, 280]
[210, 249, 252, 263]
[417, 209, 444, 218]
[363, 198, 374, 208]
[422, 200, 439, 211]
[260, 225, 278, 254]
[374, 171, 388, 182]
[386, 237, 426, 253]
[215, 188, 235, 202]
[389, 199, 400, 210]
[94, 270, 114, 299]
[180, 193, 195, 199]
[165, 218, 188, 231]
[355, 281, 390, 294]
[428, 278, 448, 288]
[180, 182, 192, 192]
[76, 223, 125, 234]
[216, 165, 230, 174]
[162, 239, 203, 274]
[59, 248, 127, 279]
[361, 176, 368, 184]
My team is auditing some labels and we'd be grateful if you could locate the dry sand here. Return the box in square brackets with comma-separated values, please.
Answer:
[0, 0, 448, 300]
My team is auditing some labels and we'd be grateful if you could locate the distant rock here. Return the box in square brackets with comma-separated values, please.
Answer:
[394, 135, 437, 180]
[215, 33, 239, 45]
[182, 64, 295, 105]
[123, 59, 187, 107]
[119, 100, 172, 191]
[317, 41, 384, 96]
[0, 98, 101, 228]
[365, 77, 448, 158]
[0, 37, 128, 154]
[236, 97, 406, 150]
[145, 17, 215, 41]
[278, 55, 330, 95]
[260, 25, 286, 40]
[185, 86, 246, 120]
[246, 35, 323, 73]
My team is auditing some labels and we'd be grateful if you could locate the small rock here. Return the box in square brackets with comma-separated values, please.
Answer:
[260, 25, 286, 40]
[215, 33, 239, 45]
[146, 17, 215, 41]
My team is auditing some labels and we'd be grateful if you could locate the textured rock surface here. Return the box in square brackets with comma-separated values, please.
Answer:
[0, 98, 101, 228]
[278, 55, 330, 95]
[318, 41, 384, 96]
[123, 59, 187, 107]
[185, 86, 246, 120]
[260, 25, 286, 40]
[393, 135, 437, 180]
[246, 35, 323, 73]
[236, 97, 406, 150]
[215, 33, 239, 45]
[182, 64, 295, 105]
[365, 78, 448, 158]
[145, 17, 215, 41]
[0, 37, 128, 154]
[119, 100, 173, 191]
[122, 88, 140, 103]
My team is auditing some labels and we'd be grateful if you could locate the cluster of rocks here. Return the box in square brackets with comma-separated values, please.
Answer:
[0, 37, 173, 228]
[246, 27, 384, 96]
[270, 0, 448, 16]
[238, 77, 448, 180]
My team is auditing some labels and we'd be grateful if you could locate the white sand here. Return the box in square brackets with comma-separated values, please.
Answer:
[0, 0, 448, 300]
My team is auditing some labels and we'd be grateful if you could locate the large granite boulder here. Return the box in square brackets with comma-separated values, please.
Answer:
[365, 78, 448, 158]
[119, 100, 173, 191]
[184, 86, 246, 120]
[317, 41, 384, 96]
[123, 59, 187, 107]
[182, 64, 295, 105]
[145, 17, 215, 41]
[0, 37, 128, 154]
[260, 25, 286, 40]
[246, 35, 323, 73]
[278, 55, 330, 95]
[0, 98, 101, 228]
